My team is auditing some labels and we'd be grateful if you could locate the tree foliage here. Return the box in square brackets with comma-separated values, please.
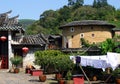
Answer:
[34, 50, 75, 73]
[25, 0, 120, 35]
[10, 56, 22, 67]
[100, 38, 115, 54]
[93, 0, 108, 8]
[19, 19, 35, 29]
[100, 36, 120, 54]
[68, 0, 84, 7]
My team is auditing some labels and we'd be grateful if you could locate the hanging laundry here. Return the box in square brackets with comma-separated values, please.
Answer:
[70, 52, 120, 70]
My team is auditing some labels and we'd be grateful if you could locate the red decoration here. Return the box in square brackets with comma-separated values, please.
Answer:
[0, 36, 7, 42]
[22, 47, 29, 53]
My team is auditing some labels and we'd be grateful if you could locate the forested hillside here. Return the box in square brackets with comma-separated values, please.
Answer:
[19, 19, 36, 29]
[25, 0, 120, 35]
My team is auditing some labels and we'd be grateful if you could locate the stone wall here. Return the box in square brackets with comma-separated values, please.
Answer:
[23, 51, 35, 69]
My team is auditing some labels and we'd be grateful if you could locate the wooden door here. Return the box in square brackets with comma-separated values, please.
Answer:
[1, 56, 8, 69]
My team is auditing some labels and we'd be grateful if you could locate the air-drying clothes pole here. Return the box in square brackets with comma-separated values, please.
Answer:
[71, 48, 91, 84]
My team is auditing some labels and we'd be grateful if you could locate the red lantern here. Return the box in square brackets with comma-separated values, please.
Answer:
[22, 47, 29, 53]
[0, 36, 7, 42]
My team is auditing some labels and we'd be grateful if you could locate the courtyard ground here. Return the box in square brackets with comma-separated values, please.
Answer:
[0, 69, 109, 84]
[0, 69, 57, 84]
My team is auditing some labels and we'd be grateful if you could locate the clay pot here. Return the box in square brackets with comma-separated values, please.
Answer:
[65, 80, 74, 84]
[39, 75, 46, 82]
[58, 79, 65, 84]
[93, 76, 97, 81]
[14, 68, 19, 73]
[116, 78, 120, 84]
[56, 73, 62, 80]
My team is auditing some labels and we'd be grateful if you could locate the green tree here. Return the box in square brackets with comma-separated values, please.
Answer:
[26, 21, 48, 35]
[100, 0, 108, 7]
[57, 6, 72, 23]
[113, 35, 120, 53]
[115, 9, 120, 21]
[40, 10, 58, 28]
[100, 38, 115, 54]
[68, 0, 74, 6]
[68, 0, 84, 8]
[72, 6, 97, 20]
[34, 50, 75, 74]
[74, 0, 84, 8]
[34, 50, 63, 72]
[19, 19, 36, 29]
[93, 0, 97, 8]
[93, 0, 108, 8]
[25, 0, 120, 35]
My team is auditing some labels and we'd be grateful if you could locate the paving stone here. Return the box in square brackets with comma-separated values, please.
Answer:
[0, 70, 57, 84]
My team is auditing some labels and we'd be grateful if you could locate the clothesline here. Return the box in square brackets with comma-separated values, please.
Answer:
[70, 52, 120, 70]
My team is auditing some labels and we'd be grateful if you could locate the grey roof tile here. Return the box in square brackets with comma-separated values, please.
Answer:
[0, 10, 24, 32]
[59, 20, 116, 29]
[20, 33, 48, 45]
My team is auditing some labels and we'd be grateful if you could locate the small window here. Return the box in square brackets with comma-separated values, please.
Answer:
[81, 27, 83, 30]
[93, 42, 96, 44]
[91, 27, 93, 29]
[80, 33, 84, 38]
[70, 27, 74, 32]
[71, 35, 74, 38]
[92, 34, 95, 37]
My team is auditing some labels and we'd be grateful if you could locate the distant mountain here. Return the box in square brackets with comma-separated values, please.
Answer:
[19, 19, 36, 29]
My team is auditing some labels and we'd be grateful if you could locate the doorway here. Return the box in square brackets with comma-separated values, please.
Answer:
[14, 48, 23, 68]
[0, 36, 8, 69]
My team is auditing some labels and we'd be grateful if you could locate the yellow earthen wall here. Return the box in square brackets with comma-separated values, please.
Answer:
[62, 26, 112, 48]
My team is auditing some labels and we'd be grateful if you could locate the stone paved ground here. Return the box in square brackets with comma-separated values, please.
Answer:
[0, 70, 107, 84]
[0, 70, 57, 84]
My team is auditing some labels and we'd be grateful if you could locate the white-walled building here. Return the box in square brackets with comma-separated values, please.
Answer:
[0, 10, 48, 69]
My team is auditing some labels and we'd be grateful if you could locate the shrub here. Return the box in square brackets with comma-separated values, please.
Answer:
[10, 56, 22, 67]
[34, 50, 75, 74]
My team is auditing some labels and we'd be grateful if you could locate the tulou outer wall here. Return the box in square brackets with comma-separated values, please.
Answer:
[62, 25, 112, 48]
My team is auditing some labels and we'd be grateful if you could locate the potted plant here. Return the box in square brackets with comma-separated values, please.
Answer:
[54, 54, 75, 84]
[34, 50, 63, 82]
[34, 50, 61, 73]
[10, 55, 22, 73]
[65, 70, 74, 84]
[116, 74, 120, 84]
[34, 50, 75, 83]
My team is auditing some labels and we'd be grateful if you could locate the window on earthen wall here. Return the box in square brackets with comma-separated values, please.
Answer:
[92, 34, 95, 37]
[93, 42, 96, 44]
[70, 27, 74, 32]
[71, 35, 74, 38]
[80, 33, 84, 38]
[91, 26, 93, 30]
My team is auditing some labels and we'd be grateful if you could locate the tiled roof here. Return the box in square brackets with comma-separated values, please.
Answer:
[3, 15, 19, 26]
[0, 10, 24, 32]
[0, 10, 12, 16]
[20, 33, 48, 46]
[0, 25, 24, 32]
[48, 35, 62, 39]
[59, 20, 116, 29]
[0, 10, 12, 26]
[112, 28, 120, 31]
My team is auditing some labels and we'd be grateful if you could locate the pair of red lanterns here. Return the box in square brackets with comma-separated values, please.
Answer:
[0, 36, 29, 53]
